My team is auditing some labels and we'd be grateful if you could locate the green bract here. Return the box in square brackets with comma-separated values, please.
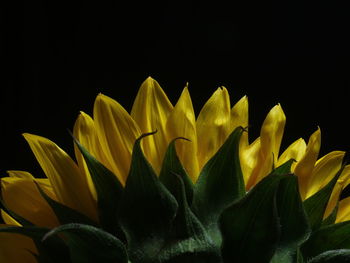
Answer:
[1, 127, 348, 263]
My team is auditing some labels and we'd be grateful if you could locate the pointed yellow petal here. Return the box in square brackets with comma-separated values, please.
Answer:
[93, 94, 141, 184]
[1, 210, 21, 226]
[294, 128, 321, 199]
[23, 133, 97, 221]
[336, 196, 350, 223]
[277, 138, 307, 170]
[7, 170, 34, 179]
[246, 104, 286, 189]
[0, 230, 37, 263]
[230, 95, 249, 131]
[166, 86, 199, 181]
[305, 151, 345, 199]
[73, 111, 112, 201]
[1, 177, 59, 228]
[196, 87, 231, 170]
[131, 77, 173, 173]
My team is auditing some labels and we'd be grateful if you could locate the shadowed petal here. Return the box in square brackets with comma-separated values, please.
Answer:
[0, 230, 37, 263]
[166, 86, 199, 181]
[1, 177, 59, 228]
[1, 210, 21, 226]
[93, 93, 141, 184]
[196, 87, 231, 170]
[23, 134, 97, 221]
[131, 77, 173, 173]
[294, 128, 321, 199]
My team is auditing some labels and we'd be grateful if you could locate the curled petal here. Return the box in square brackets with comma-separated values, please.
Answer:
[166, 86, 199, 181]
[246, 104, 286, 189]
[294, 128, 321, 199]
[1, 177, 59, 228]
[23, 134, 97, 221]
[93, 93, 141, 184]
[131, 77, 173, 173]
[196, 87, 231, 170]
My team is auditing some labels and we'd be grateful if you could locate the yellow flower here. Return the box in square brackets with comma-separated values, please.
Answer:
[1, 77, 349, 262]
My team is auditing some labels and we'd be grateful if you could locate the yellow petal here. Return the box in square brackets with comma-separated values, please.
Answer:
[7, 170, 34, 179]
[246, 104, 286, 189]
[294, 128, 321, 199]
[166, 86, 199, 182]
[240, 137, 261, 186]
[0, 229, 37, 263]
[305, 151, 345, 199]
[336, 196, 350, 223]
[196, 87, 231, 170]
[1, 177, 59, 228]
[277, 138, 307, 170]
[23, 133, 97, 221]
[131, 77, 173, 173]
[94, 94, 141, 184]
[73, 111, 111, 201]
[1, 210, 21, 226]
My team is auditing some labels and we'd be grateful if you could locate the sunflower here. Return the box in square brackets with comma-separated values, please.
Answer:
[1, 77, 349, 263]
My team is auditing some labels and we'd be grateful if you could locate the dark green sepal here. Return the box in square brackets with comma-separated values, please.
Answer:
[301, 221, 350, 259]
[72, 135, 124, 236]
[34, 181, 97, 226]
[303, 164, 345, 231]
[192, 126, 245, 245]
[272, 159, 295, 175]
[220, 174, 284, 263]
[159, 137, 194, 205]
[119, 132, 178, 263]
[158, 174, 221, 263]
[271, 175, 310, 262]
[0, 226, 71, 263]
[307, 249, 350, 263]
[322, 204, 339, 227]
[43, 223, 128, 263]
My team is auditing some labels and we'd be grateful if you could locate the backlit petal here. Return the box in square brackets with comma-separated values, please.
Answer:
[131, 77, 173, 173]
[305, 151, 345, 199]
[294, 128, 321, 199]
[246, 104, 286, 189]
[23, 134, 97, 221]
[336, 196, 350, 223]
[0, 230, 37, 263]
[240, 137, 261, 186]
[1, 177, 59, 228]
[277, 138, 307, 170]
[196, 87, 231, 170]
[94, 94, 141, 184]
[166, 86, 199, 181]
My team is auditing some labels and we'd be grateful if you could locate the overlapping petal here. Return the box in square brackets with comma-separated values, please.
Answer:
[23, 134, 97, 221]
[166, 86, 199, 181]
[93, 93, 141, 184]
[196, 87, 232, 170]
[131, 77, 173, 173]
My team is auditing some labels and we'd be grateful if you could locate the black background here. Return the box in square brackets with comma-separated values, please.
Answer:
[1, 1, 349, 177]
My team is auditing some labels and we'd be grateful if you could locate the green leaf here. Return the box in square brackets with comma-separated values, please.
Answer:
[34, 181, 97, 226]
[322, 204, 338, 227]
[0, 226, 71, 263]
[43, 223, 128, 263]
[118, 132, 178, 263]
[301, 221, 350, 259]
[192, 126, 245, 245]
[303, 165, 345, 231]
[72, 135, 124, 236]
[159, 138, 194, 205]
[158, 174, 221, 263]
[307, 249, 350, 263]
[270, 175, 310, 262]
[220, 174, 284, 263]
